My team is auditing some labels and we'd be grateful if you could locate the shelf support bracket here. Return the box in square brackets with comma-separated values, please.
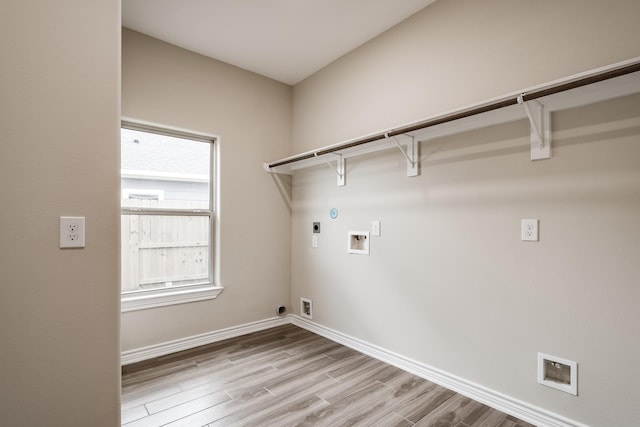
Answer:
[387, 133, 419, 177]
[518, 94, 551, 160]
[314, 152, 345, 186]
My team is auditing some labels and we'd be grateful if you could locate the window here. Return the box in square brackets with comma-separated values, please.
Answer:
[120, 122, 222, 311]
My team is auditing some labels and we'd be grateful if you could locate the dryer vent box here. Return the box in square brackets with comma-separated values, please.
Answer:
[537, 353, 577, 395]
[300, 297, 313, 319]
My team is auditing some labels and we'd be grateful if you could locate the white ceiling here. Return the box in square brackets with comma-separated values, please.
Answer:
[122, 0, 437, 85]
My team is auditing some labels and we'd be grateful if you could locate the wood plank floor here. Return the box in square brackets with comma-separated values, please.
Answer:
[122, 324, 535, 427]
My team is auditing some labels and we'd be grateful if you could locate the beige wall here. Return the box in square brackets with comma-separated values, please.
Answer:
[293, 0, 640, 151]
[120, 29, 292, 350]
[0, 1, 121, 426]
[290, 0, 640, 425]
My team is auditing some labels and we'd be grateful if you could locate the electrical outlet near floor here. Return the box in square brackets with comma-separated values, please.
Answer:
[521, 219, 539, 241]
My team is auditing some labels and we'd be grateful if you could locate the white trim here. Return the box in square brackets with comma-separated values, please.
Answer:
[290, 315, 588, 427]
[121, 117, 218, 143]
[121, 169, 209, 183]
[122, 188, 165, 200]
[121, 316, 289, 365]
[121, 286, 224, 312]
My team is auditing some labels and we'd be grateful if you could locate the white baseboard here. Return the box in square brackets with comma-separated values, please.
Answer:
[290, 315, 588, 427]
[121, 315, 586, 427]
[121, 316, 289, 365]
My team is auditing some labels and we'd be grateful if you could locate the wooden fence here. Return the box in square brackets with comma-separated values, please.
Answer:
[121, 210, 210, 293]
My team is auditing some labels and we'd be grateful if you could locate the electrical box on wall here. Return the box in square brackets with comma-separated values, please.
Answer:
[348, 231, 370, 255]
[300, 297, 313, 319]
[371, 220, 381, 237]
[60, 216, 85, 248]
[521, 219, 539, 241]
[537, 352, 578, 395]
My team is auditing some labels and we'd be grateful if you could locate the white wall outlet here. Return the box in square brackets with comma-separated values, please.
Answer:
[312, 235, 318, 248]
[521, 219, 539, 241]
[372, 220, 381, 237]
[60, 216, 85, 248]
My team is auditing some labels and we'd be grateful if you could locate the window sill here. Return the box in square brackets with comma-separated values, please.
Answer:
[121, 286, 224, 312]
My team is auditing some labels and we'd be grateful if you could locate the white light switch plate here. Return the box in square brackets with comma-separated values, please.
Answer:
[372, 220, 381, 237]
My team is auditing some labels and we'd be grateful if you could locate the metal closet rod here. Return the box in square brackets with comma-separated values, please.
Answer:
[268, 61, 640, 169]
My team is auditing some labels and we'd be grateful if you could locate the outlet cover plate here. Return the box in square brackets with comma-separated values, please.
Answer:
[60, 216, 85, 248]
[521, 219, 539, 241]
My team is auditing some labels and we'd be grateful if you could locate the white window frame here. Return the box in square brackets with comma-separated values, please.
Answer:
[122, 189, 165, 201]
[120, 120, 223, 312]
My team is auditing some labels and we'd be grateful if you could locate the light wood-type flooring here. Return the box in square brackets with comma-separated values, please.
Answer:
[122, 324, 535, 427]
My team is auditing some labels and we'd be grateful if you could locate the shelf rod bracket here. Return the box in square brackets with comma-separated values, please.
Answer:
[518, 94, 551, 160]
[387, 133, 419, 177]
[314, 152, 345, 186]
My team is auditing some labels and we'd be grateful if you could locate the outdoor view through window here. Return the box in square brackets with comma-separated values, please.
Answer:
[121, 126, 213, 297]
